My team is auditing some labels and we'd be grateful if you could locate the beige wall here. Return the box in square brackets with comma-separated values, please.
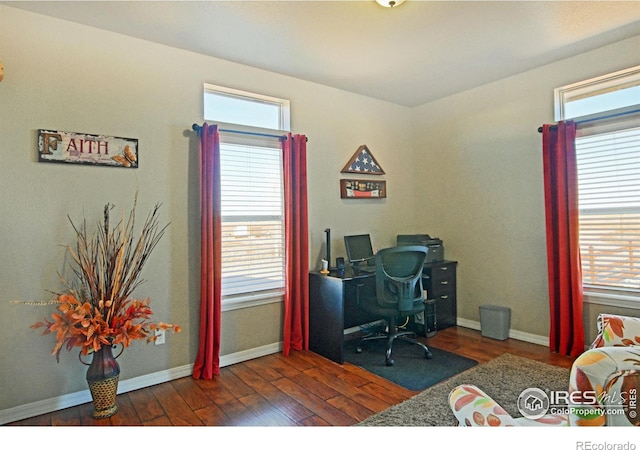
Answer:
[1, 5, 639, 416]
[0, 6, 415, 411]
[412, 34, 640, 339]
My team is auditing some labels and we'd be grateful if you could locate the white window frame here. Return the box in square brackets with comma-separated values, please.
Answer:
[204, 83, 290, 131]
[203, 84, 290, 311]
[554, 65, 640, 122]
[555, 67, 640, 310]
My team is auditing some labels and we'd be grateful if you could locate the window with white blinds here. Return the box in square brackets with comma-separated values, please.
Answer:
[555, 65, 640, 296]
[576, 127, 640, 291]
[220, 139, 285, 298]
[203, 84, 289, 302]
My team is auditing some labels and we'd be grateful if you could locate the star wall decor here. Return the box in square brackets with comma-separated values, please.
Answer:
[341, 145, 385, 175]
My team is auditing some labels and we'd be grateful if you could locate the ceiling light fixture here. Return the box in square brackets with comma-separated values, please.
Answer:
[376, 0, 406, 7]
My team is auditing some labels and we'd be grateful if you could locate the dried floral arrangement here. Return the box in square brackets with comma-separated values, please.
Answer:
[28, 195, 180, 361]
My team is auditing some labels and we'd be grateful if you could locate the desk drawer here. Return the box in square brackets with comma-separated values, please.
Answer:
[423, 261, 457, 330]
[430, 262, 455, 280]
[430, 273, 455, 296]
[436, 293, 457, 329]
[423, 262, 456, 296]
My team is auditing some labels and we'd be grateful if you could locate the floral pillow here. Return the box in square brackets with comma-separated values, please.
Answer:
[590, 314, 640, 348]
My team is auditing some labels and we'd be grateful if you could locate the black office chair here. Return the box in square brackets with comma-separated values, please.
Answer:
[355, 245, 433, 366]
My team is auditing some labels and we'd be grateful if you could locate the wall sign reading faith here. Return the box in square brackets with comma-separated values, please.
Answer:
[38, 129, 138, 168]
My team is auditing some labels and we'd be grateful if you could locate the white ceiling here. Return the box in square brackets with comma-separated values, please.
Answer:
[5, 1, 640, 107]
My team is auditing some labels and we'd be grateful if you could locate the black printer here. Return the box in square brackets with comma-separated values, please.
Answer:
[397, 234, 444, 263]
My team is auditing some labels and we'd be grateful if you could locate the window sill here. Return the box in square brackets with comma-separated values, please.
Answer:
[222, 290, 284, 312]
[584, 288, 640, 310]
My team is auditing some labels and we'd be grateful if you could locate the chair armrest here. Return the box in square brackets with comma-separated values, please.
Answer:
[590, 313, 640, 348]
[569, 346, 640, 426]
[448, 384, 520, 426]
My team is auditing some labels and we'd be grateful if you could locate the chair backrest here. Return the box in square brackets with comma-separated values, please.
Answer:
[374, 245, 428, 314]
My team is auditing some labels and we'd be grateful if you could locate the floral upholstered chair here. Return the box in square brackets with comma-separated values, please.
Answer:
[448, 313, 640, 426]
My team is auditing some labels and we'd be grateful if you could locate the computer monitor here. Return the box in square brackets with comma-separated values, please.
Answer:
[344, 234, 375, 267]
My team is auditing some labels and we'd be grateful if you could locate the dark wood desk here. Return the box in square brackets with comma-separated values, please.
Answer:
[309, 260, 458, 364]
[309, 268, 378, 364]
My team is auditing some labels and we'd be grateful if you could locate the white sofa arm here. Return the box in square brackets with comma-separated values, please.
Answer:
[590, 314, 640, 348]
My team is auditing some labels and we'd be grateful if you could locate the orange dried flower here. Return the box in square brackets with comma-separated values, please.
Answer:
[32, 293, 180, 361]
[29, 198, 179, 362]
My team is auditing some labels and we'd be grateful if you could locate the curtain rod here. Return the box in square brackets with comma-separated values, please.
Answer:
[192, 124, 307, 141]
[537, 107, 640, 133]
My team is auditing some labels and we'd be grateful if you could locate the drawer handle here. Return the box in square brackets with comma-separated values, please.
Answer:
[440, 267, 448, 271]
[439, 295, 449, 300]
[440, 280, 449, 285]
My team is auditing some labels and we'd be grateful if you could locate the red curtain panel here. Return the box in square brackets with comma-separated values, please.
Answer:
[193, 123, 222, 379]
[542, 120, 585, 357]
[282, 134, 310, 356]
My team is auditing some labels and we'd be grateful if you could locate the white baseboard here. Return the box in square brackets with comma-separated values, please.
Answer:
[1, 326, 549, 426]
[219, 341, 282, 367]
[0, 341, 282, 425]
[456, 318, 549, 346]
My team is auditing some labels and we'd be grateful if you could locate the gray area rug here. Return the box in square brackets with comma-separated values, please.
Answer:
[344, 340, 478, 391]
[358, 353, 570, 426]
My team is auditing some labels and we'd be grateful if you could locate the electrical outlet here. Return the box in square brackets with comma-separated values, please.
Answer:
[154, 329, 165, 345]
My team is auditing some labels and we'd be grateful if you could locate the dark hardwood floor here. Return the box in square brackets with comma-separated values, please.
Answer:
[7, 326, 576, 426]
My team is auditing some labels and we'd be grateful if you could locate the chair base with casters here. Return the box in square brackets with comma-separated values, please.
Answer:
[355, 313, 433, 366]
